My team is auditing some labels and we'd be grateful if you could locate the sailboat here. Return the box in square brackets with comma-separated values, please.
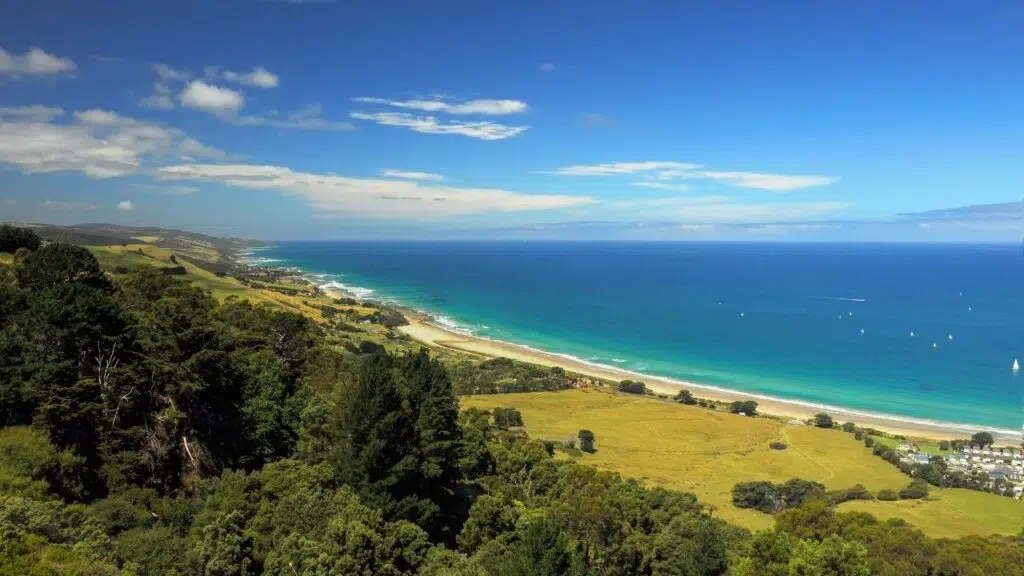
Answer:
[1014, 359, 1021, 373]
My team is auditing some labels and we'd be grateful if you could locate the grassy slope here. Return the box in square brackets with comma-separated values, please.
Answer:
[86, 243, 405, 351]
[460, 389, 1022, 537]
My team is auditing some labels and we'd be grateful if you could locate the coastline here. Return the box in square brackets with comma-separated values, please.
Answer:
[244, 251, 1018, 444]
[399, 313, 1017, 443]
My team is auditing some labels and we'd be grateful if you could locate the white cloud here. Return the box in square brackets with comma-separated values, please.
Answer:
[0, 106, 223, 179]
[41, 200, 96, 210]
[545, 161, 839, 192]
[221, 66, 279, 88]
[139, 82, 175, 109]
[179, 81, 244, 113]
[697, 171, 839, 192]
[0, 46, 75, 78]
[0, 106, 64, 122]
[745, 223, 840, 235]
[156, 163, 591, 219]
[631, 181, 690, 191]
[353, 97, 527, 116]
[350, 111, 527, 140]
[234, 104, 354, 131]
[117, 200, 135, 211]
[168, 185, 199, 195]
[380, 169, 444, 182]
[539, 62, 556, 72]
[2, 198, 15, 206]
[153, 63, 191, 82]
[545, 161, 699, 176]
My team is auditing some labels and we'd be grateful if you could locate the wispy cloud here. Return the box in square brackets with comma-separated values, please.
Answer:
[41, 200, 96, 210]
[156, 163, 591, 219]
[631, 181, 690, 191]
[0, 106, 222, 179]
[0, 46, 75, 78]
[380, 169, 444, 182]
[539, 62, 556, 72]
[544, 161, 839, 192]
[353, 97, 527, 116]
[233, 104, 354, 131]
[117, 200, 135, 211]
[206, 66, 279, 88]
[898, 202, 1022, 221]
[153, 63, 191, 82]
[350, 111, 527, 140]
[138, 83, 175, 109]
[0, 106, 64, 121]
[168, 185, 199, 195]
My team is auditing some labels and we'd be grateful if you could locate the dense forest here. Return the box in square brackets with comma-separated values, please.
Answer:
[1, 229, 1023, 575]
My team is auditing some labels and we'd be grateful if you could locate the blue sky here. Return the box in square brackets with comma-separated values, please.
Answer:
[0, 0, 1022, 240]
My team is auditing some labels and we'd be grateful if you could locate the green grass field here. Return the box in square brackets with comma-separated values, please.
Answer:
[460, 389, 1023, 537]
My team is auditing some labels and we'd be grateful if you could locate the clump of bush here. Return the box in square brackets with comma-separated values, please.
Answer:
[769, 441, 788, 451]
[732, 478, 826, 514]
[827, 484, 874, 505]
[729, 400, 759, 416]
[618, 380, 647, 395]
[578, 429, 596, 453]
[491, 407, 524, 429]
[899, 479, 929, 500]
[877, 489, 899, 501]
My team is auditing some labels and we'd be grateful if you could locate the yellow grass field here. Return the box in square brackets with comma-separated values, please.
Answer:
[460, 389, 1023, 537]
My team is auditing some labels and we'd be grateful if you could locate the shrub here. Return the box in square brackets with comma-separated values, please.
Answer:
[828, 484, 874, 505]
[358, 340, 383, 354]
[899, 480, 929, 500]
[939, 440, 950, 451]
[618, 380, 647, 395]
[732, 479, 826, 514]
[492, 407, 524, 429]
[853, 430, 864, 440]
[674, 390, 698, 405]
[0, 225, 41, 253]
[877, 489, 899, 501]
[578, 429, 596, 453]
[841, 422, 857, 433]
[769, 441, 787, 451]
[864, 437, 875, 448]
[813, 413, 834, 428]
[729, 400, 758, 416]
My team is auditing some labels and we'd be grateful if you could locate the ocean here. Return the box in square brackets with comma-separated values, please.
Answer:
[256, 242, 1023, 436]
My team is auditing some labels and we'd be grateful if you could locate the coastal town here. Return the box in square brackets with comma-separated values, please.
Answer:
[897, 443, 1024, 498]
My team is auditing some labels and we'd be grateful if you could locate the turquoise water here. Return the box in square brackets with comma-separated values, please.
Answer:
[257, 242, 1022, 435]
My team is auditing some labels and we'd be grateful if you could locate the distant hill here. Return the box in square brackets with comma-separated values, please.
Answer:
[4, 223, 266, 264]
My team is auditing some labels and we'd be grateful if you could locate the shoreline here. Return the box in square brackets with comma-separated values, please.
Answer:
[399, 313, 1018, 443]
[244, 251, 1018, 444]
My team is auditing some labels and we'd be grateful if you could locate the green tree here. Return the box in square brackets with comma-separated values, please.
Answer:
[498, 516, 584, 576]
[192, 510, 253, 576]
[970, 432, 994, 448]
[787, 535, 870, 576]
[813, 413, 834, 428]
[675, 390, 698, 405]
[0, 225, 41, 253]
[577, 429, 596, 453]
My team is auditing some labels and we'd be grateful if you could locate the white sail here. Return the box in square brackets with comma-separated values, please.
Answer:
[1014, 359, 1021, 372]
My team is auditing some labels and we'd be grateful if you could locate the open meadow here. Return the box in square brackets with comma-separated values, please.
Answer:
[460, 388, 1023, 537]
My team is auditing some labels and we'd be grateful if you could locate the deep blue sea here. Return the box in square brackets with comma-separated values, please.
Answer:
[258, 242, 1022, 435]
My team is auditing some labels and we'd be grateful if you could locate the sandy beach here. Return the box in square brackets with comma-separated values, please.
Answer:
[399, 314, 1013, 442]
